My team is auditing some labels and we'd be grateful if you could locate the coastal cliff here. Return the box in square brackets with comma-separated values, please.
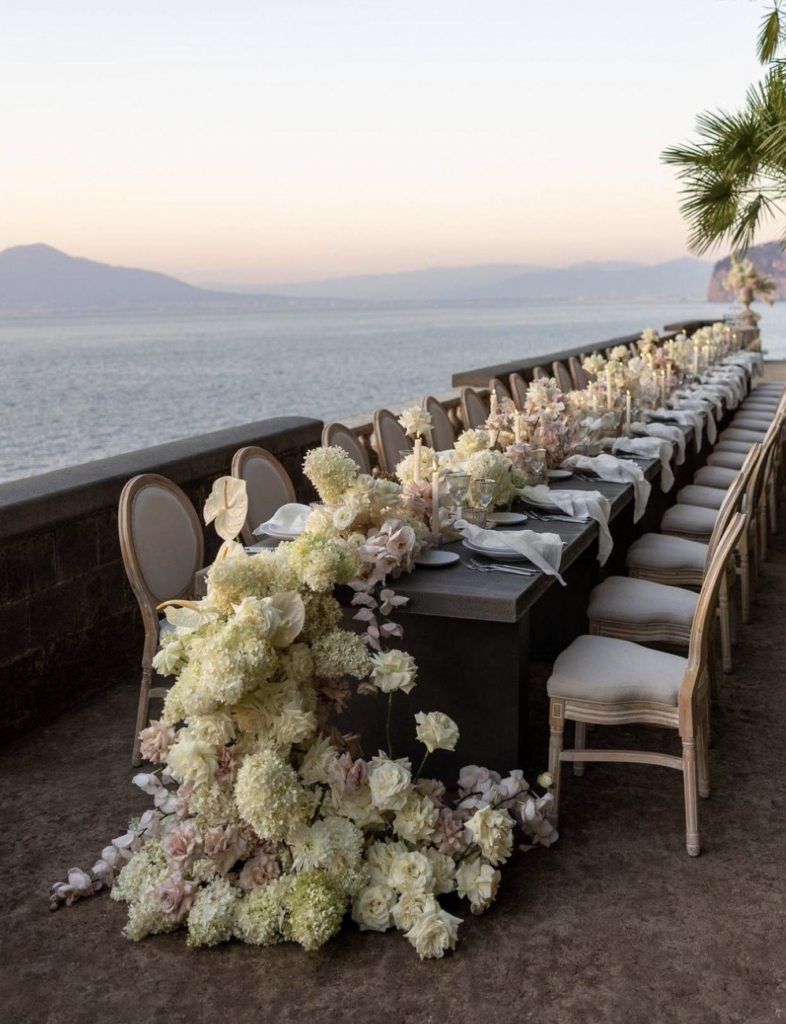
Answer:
[708, 240, 786, 300]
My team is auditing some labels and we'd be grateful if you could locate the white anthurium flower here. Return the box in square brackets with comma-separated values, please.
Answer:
[158, 600, 220, 634]
[204, 476, 248, 541]
[215, 539, 249, 563]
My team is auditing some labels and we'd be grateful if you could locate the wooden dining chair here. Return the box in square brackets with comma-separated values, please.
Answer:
[552, 361, 573, 394]
[596, 449, 755, 675]
[119, 474, 205, 766]
[374, 408, 411, 473]
[532, 365, 549, 380]
[547, 512, 746, 857]
[509, 372, 528, 409]
[460, 387, 489, 430]
[568, 357, 588, 390]
[421, 395, 456, 452]
[322, 422, 372, 474]
[231, 446, 296, 546]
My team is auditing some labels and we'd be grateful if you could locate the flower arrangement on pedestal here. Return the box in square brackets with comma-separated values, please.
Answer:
[724, 255, 776, 325]
[52, 465, 557, 959]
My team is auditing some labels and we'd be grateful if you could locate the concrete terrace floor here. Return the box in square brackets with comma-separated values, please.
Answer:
[4, 377, 786, 1024]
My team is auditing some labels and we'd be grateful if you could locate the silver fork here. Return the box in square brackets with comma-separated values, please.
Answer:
[467, 558, 538, 576]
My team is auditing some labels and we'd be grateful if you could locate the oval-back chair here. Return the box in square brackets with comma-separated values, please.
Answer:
[552, 361, 573, 394]
[231, 446, 296, 546]
[509, 372, 528, 409]
[421, 396, 456, 452]
[569, 356, 589, 389]
[374, 409, 411, 473]
[119, 474, 204, 766]
[460, 387, 489, 430]
[322, 422, 372, 474]
[489, 377, 512, 406]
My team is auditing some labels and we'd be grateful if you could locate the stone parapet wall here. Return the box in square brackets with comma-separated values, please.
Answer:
[0, 417, 322, 744]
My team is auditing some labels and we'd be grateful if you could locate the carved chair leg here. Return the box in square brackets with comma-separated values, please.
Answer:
[719, 581, 732, 675]
[729, 573, 739, 646]
[697, 707, 711, 800]
[759, 504, 769, 561]
[573, 721, 587, 777]
[132, 666, 153, 767]
[740, 549, 751, 624]
[682, 737, 701, 857]
[548, 698, 566, 826]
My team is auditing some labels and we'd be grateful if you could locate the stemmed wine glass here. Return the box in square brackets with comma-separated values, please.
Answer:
[471, 478, 496, 526]
[445, 472, 471, 518]
[529, 448, 547, 486]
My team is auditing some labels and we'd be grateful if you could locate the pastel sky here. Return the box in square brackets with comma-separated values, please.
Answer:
[0, 0, 772, 284]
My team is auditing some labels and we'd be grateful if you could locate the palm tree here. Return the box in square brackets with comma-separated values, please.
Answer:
[663, 5, 786, 255]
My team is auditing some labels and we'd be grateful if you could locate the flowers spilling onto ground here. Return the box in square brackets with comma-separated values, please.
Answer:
[52, 475, 557, 959]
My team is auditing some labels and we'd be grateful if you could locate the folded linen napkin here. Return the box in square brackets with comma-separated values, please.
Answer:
[253, 502, 311, 536]
[456, 519, 565, 584]
[634, 421, 686, 464]
[698, 381, 737, 411]
[671, 399, 717, 443]
[610, 436, 675, 492]
[518, 484, 613, 564]
[646, 408, 704, 448]
[674, 387, 725, 420]
[559, 453, 650, 524]
[703, 371, 744, 406]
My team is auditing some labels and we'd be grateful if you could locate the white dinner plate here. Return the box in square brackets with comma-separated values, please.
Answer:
[518, 496, 558, 511]
[487, 511, 528, 525]
[415, 549, 460, 567]
[548, 469, 573, 480]
[461, 539, 530, 562]
[256, 522, 305, 540]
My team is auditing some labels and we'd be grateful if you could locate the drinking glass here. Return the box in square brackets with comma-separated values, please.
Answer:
[445, 472, 471, 516]
[530, 448, 547, 485]
[471, 478, 496, 526]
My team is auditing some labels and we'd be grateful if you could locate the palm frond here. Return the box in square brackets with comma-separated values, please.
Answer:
[758, 5, 783, 64]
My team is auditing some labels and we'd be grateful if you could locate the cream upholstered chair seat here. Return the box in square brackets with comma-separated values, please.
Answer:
[707, 451, 748, 470]
[714, 440, 758, 454]
[693, 466, 738, 489]
[548, 635, 686, 705]
[733, 413, 775, 426]
[588, 576, 698, 631]
[720, 427, 768, 443]
[661, 502, 718, 541]
[627, 533, 708, 577]
[676, 485, 726, 510]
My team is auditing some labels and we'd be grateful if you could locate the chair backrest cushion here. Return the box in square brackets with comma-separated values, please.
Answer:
[375, 411, 410, 472]
[553, 361, 573, 393]
[322, 424, 371, 473]
[237, 452, 295, 535]
[129, 480, 201, 603]
[461, 388, 488, 429]
[423, 397, 455, 451]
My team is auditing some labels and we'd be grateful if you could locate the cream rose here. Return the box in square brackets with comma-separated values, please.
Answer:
[392, 891, 437, 933]
[351, 884, 397, 932]
[456, 855, 500, 914]
[393, 793, 439, 845]
[368, 754, 412, 811]
[465, 806, 514, 866]
[388, 851, 434, 895]
[424, 848, 456, 895]
[405, 905, 462, 960]
[370, 650, 418, 694]
[414, 711, 459, 753]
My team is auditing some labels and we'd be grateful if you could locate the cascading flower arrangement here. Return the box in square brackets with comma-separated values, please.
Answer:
[52, 467, 557, 959]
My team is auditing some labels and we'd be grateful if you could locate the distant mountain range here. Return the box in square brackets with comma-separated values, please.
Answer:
[0, 244, 718, 315]
[708, 241, 786, 301]
[0, 245, 343, 314]
[242, 256, 714, 303]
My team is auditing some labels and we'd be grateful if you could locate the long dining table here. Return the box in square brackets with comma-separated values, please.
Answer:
[194, 374, 748, 777]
